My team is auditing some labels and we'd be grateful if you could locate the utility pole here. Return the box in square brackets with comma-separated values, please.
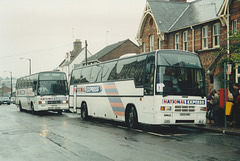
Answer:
[85, 40, 88, 66]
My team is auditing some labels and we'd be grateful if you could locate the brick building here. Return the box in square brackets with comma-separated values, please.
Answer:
[136, 0, 240, 93]
[84, 39, 140, 65]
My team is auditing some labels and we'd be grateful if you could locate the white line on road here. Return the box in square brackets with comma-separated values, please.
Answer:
[147, 132, 171, 137]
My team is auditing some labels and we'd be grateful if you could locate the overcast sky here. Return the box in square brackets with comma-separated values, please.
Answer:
[0, 0, 195, 79]
[0, 0, 147, 78]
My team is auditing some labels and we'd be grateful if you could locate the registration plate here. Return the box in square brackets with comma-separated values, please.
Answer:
[180, 113, 191, 116]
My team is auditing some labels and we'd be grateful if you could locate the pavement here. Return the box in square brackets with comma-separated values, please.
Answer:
[183, 121, 240, 136]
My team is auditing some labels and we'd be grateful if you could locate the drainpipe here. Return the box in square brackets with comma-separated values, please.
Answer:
[227, 3, 230, 85]
[191, 26, 195, 52]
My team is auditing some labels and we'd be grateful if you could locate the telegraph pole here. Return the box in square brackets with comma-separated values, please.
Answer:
[85, 40, 88, 66]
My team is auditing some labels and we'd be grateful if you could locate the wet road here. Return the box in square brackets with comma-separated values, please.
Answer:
[0, 104, 240, 161]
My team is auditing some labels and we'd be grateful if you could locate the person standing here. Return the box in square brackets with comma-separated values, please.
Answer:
[211, 90, 221, 126]
[232, 83, 240, 124]
[234, 91, 240, 127]
[207, 89, 216, 124]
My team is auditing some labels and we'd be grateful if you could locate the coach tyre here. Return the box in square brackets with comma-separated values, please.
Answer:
[31, 102, 35, 115]
[126, 106, 138, 128]
[81, 102, 88, 120]
[19, 101, 23, 112]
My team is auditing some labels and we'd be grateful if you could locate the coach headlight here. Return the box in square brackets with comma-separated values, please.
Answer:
[62, 100, 68, 104]
[39, 101, 46, 104]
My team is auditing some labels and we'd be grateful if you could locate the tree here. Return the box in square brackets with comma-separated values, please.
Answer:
[215, 31, 240, 91]
[218, 31, 240, 62]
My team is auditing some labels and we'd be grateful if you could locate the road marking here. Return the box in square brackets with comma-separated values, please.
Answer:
[133, 129, 144, 132]
[147, 132, 171, 137]
[173, 134, 187, 136]
[117, 126, 127, 129]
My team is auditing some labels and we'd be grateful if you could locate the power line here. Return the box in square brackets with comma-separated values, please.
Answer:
[0, 43, 72, 59]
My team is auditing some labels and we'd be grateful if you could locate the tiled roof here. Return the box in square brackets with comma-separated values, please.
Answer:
[87, 39, 130, 62]
[148, 0, 225, 33]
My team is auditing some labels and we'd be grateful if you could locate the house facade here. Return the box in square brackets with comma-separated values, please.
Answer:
[58, 39, 92, 82]
[136, 0, 240, 93]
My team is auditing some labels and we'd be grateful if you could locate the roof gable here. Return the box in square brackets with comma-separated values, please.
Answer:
[149, 0, 189, 32]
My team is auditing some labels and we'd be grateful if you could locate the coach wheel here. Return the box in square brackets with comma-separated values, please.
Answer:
[126, 106, 138, 129]
[31, 103, 35, 115]
[81, 102, 88, 120]
[19, 101, 23, 112]
[58, 110, 62, 115]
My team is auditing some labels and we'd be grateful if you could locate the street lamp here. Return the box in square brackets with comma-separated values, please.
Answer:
[4, 71, 12, 98]
[20, 58, 31, 75]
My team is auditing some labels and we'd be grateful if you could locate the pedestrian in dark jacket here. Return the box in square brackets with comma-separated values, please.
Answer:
[234, 93, 240, 127]
[207, 89, 216, 123]
[212, 90, 224, 126]
[232, 83, 240, 124]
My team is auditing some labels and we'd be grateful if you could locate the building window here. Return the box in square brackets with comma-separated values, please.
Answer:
[202, 26, 208, 49]
[150, 35, 154, 52]
[213, 23, 220, 48]
[142, 42, 146, 52]
[175, 33, 179, 50]
[232, 20, 237, 34]
[183, 31, 188, 51]
[157, 38, 161, 49]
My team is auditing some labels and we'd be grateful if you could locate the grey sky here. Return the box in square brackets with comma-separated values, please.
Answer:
[0, 0, 195, 79]
[0, 0, 146, 78]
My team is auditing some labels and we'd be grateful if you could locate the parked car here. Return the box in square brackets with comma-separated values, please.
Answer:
[0, 97, 11, 105]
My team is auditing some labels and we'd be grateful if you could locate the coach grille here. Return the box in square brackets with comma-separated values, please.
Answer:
[175, 106, 195, 112]
[47, 100, 61, 104]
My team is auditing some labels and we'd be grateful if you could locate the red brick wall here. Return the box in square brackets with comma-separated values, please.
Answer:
[100, 40, 140, 62]
[139, 0, 240, 93]
[140, 14, 159, 53]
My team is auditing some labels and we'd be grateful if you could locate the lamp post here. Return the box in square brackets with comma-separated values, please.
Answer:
[4, 71, 12, 98]
[20, 58, 31, 75]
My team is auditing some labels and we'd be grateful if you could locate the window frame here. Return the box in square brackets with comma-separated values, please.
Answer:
[149, 35, 154, 52]
[202, 26, 208, 49]
[175, 33, 179, 50]
[213, 23, 220, 48]
[142, 42, 146, 53]
[183, 31, 188, 51]
[232, 19, 237, 34]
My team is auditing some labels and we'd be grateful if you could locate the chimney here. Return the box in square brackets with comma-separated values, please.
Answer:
[73, 39, 82, 52]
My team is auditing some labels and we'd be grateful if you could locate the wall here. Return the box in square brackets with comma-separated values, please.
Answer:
[100, 40, 140, 62]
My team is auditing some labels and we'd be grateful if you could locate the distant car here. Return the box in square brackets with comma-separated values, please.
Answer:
[0, 97, 11, 105]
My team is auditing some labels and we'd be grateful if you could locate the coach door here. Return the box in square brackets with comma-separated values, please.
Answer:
[143, 54, 155, 114]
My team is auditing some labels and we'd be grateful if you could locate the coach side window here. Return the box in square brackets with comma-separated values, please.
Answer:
[117, 57, 137, 80]
[70, 69, 81, 84]
[135, 55, 147, 87]
[90, 64, 103, 83]
[102, 61, 117, 81]
[80, 67, 92, 83]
